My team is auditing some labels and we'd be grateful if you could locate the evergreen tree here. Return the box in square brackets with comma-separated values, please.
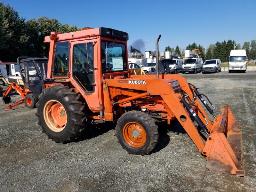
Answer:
[0, 3, 78, 60]
[0, 3, 28, 61]
[186, 43, 198, 50]
[235, 43, 241, 49]
[25, 17, 78, 57]
[206, 48, 213, 60]
[174, 46, 181, 57]
[249, 40, 256, 60]
[205, 44, 215, 60]
[242, 42, 250, 58]
[165, 46, 174, 54]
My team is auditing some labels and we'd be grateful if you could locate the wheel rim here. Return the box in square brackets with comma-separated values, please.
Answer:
[122, 122, 147, 148]
[26, 97, 33, 106]
[43, 100, 67, 132]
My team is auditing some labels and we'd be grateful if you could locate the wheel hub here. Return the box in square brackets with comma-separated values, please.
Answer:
[26, 97, 32, 106]
[123, 122, 147, 148]
[43, 100, 67, 132]
[132, 130, 140, 138]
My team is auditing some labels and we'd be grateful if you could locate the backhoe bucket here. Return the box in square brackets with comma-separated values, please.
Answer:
[203, 106, 244, 176]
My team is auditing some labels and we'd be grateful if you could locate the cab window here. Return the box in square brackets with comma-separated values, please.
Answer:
[73, 42, 95, 92]
[101, 41, 127, 72]
[53, 42, 69, 76]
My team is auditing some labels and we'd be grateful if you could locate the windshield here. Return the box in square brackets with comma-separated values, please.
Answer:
[146, 63, 156, 67]
[184, 59, 196, 64]
[204, 60, 216, 65]
[161, 59, 176, 65]
[101, 41, 127, 72]
[14, 64, 20, 72]
[229, 56, 246, 62]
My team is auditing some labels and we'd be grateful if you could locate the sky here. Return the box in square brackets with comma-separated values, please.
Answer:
[2, 0, 256, 51]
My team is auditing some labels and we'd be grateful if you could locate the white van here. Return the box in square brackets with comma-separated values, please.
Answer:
[202, 59, 221, 73]
[141, 63, 156, 73]
[229, 50, 247, 73]
[182, 57, 203, 73]
[159, 58, 183, 73]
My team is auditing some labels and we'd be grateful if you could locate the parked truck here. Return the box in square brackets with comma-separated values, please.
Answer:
[229, 50, 247, 73]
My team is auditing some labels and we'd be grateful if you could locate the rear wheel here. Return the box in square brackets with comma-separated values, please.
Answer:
[37, 86, 87, 143]
[115, 111, 159, 155]
[25, 94, 37, 108]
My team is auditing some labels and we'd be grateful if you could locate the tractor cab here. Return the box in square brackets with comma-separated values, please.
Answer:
[44, 27, 129, 112]
[18, 57, 48, 98]
[2, 57, 48, 110]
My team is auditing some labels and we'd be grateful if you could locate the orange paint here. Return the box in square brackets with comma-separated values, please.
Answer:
[123, 122, 147, 148]
[42, 27, 243, 176]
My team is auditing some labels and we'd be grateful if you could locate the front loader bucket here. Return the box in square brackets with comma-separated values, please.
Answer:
[203, 106, 244, 176]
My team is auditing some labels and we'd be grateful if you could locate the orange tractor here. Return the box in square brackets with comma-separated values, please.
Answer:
[37, 28, 243, 176]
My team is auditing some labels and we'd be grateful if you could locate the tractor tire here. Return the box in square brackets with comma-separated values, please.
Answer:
[37, 86, 87, 143]
[25, 94, 37, 108]
[115, 111, 159, 155]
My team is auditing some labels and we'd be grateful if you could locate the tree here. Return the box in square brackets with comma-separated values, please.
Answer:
[0, 3, 78, 61]
[198, 45, 205, 60]
[211, 40, 236, 62]
[235, 43, 241, 49]
[205, 44, 215, 60]
[249, 40, 256, 60]
[165, 46, 174, 54]
[242, 42, 250, 58]
[174, 46, 181, 57]
[206, 48, 212, 60]
[0, 3, 29, 61]
[25, 17, 78, 57]
[186, 42, 198, 50]
[186, 43, 205, 60]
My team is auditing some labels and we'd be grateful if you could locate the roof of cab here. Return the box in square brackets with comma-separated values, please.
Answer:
[44, 27, 128, 43]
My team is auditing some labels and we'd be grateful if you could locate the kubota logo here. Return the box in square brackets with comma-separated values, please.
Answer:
[128, 80, 146, 85]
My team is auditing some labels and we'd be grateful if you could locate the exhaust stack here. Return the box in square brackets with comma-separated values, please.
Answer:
[156, 35, 161, 79]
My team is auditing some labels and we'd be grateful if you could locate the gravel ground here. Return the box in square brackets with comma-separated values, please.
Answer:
[0, 71, 255, 192]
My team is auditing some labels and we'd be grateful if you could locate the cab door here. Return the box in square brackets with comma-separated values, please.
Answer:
[70, 40, 101, 112]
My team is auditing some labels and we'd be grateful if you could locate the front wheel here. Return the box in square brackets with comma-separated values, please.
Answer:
[37, 86, 87, 143]
[25, 94, 37, 108]
[115, 111, 159, 155]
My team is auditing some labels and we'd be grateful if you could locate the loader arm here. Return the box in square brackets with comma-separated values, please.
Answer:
[104, 75, 244, 175]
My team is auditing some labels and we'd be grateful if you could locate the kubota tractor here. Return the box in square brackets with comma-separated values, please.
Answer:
[37, 27, 243, 176]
